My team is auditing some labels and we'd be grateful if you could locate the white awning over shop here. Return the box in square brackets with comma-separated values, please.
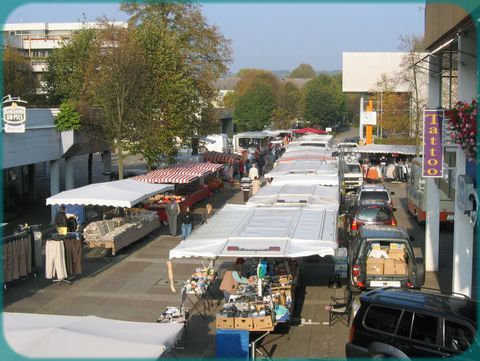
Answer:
[358, 144, 419, 155]
[271, 174, 339, 186]
[46, 179, 173, 208]
[169, 204, 338, 259]
[247, 184, 339, 208]
[3, 312, 183, 358]
[264, 160, 338, 178]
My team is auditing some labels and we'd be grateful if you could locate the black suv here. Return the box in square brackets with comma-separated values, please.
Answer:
[346, 288, 478, 359]
[348, 225, 424, 292]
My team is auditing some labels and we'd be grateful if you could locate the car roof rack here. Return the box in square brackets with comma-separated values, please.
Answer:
[418, 287, 472, 300]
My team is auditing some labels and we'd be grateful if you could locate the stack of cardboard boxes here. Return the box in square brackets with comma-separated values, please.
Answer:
[366, 244, 408, 275]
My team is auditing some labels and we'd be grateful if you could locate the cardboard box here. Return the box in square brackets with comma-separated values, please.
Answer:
[216, 316, 235, 329]
[253, 315, 274, 331]
[367, 257, 384, 275]
[234, 317, 254, 330]
[384, 259, 396, 274]
[388, 248, 405, 261]
[395, 260, 408, 275]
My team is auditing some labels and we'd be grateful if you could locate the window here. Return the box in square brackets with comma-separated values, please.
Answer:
[356, 206, 393, 222]
[364, 305, 402, 334]
[445, 320, 474, 352]
[345, 164, 361, 173]
[360, 191, 389, 202]
[396, 311, 413, 338]
[411, 313, 438, 344]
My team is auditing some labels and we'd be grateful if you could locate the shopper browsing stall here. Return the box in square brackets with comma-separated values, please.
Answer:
[220, 258, 252, 302]
[180, 207, 193, 240]
[166, 199, 180, 236]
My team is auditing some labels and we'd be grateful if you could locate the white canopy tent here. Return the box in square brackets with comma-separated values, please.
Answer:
[3, 312, 183, 358]
[247, 184, 339, 208]
[358, 144, 419, 155]
[46, 179, 173, 208]
[169, 204, 338, 259]
[265, 160, 338, 178]
[271, 174, 339, 186]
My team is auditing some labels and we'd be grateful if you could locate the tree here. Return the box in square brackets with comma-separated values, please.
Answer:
[301, 74, 343, 128]
[233, 80, 277, 131]
[3, 47, 34, 100]
[231, 69, 280, 103]
[398, 34, 428, 155]
[289, 63, 316, 78]
[55, 100, 81, 131]
[272, 82, 301, 129]
[44, 27, 96, 105]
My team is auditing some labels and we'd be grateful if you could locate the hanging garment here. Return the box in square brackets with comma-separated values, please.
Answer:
[45, 240, 68, 280]
[385, 164, 396, 179]
[63, 238, 82, 276]
[366, 167, 379, 181]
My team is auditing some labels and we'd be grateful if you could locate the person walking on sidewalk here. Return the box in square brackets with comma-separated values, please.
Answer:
[165, 198, 180, 236]
[180, 206, 194, 240]
[202, 203, 215, 224]
[248, 163, 259, 180]
[252, 176, 261, 195]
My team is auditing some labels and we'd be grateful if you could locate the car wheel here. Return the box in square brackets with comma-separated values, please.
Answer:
[368, 342, 410, 359]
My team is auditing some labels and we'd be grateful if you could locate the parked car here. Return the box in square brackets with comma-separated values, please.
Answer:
[348, 225, 424, 292]
[346, 287, 478, 359]
[348, 201, 397, 235]
[341, 161, 363, 191]
[356, 184, 395, 209]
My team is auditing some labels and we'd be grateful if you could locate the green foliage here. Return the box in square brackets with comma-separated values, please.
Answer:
[3, 47, 35, 101]
[374, 136, 416, 145]
[301, 74, 343, 128]
[289, 63, 316, 78]
[234, 80, 277, 131]
[55, 100, 81, 131]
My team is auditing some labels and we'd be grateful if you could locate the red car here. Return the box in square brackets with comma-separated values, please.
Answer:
[349, 201, 397, 234]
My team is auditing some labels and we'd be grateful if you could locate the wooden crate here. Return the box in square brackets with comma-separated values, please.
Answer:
[216, 316, 235, 329]
[253, 315, 274, 331]
[234, 317, 254, 330]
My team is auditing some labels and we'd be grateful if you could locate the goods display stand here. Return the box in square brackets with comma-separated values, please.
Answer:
[215, 259, 298, 335]
[182, 267, 217, 320]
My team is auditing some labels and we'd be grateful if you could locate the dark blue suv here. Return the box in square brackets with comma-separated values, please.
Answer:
[346, 288, 478, 359]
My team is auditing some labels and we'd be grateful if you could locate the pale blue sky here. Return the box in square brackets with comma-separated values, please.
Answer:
[5, 2, 425, 72]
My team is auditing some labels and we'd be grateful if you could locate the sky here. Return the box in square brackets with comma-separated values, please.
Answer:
[5, 2, 425, 73]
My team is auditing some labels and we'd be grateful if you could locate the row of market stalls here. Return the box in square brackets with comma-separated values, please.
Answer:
[167, 133, 342, 354]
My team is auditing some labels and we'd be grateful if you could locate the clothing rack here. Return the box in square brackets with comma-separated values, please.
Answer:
[2, 226, 42, 290]
[45, 233, 83, 285]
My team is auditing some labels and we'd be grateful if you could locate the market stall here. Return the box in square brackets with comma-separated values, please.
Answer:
[357, 144, 419, 155]
[169, 204, 338, 332]
[270, 174, 339, 187]
[202, 151, 241, 164]
[247, 184, 339, 208]
[46, 179, 173, 255]
[3, 312, 184, 358]
[133, 163, 224, 221]
[292, 127, 326, 135]
[275, 149, 336, 164]
[264, 160, 338, 179]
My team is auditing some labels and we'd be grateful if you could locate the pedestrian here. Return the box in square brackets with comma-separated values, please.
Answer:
[219, 258, 251, 302]
[180, 206, 194, 240]
[202, 203, 215, 224]
[55, 205, 68, 233]
[249, 163, 259, 180]
[241, 176, 252, 202]
[252, 176, 261, 195]
[165, 198, 180, 236]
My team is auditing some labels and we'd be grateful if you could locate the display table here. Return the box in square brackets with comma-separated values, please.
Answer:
[216, 259, 297, 332]
[83, 211, 159, 255]
[183, 268, 217, 319]
[144, 185, 211, 222]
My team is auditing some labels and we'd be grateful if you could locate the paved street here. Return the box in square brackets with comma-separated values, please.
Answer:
[3, 166, 458, 358]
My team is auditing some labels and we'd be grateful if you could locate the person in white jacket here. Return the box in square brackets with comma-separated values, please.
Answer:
[248, 163, 259, 180]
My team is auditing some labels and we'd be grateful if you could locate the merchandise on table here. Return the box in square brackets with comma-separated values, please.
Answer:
[157, 306, 188, 324]
[184, 268, 217, 295]
[215, 258, 298, 331]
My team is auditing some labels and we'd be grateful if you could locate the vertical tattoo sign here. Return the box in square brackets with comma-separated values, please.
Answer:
[422, 110, 443, 177]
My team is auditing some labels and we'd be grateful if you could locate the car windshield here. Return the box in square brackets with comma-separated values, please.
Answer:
[357, 206, 392, 221]
[345, 164, 361, 173]
[360, 191, 389, 201]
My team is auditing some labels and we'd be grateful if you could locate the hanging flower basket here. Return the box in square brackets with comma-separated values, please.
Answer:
[448, 99, 478, 160]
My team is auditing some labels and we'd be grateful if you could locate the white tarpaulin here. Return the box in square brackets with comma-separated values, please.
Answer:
[265, 160, 338, 178]
[271, 174, 339, 187]
[169, 204, 337, 259]
[46, 179, 173, 208]
[358, 144, 419, 155]
[247, 184, 339, 208]
[3, 312, 183, 358]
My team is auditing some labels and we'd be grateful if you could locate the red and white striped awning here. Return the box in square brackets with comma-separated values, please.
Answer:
[133, 170, 199, 184]
[133, 163, 223, 184]
[202, 151, 241, 164]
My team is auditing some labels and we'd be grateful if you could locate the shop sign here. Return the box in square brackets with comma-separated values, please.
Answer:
[2, 100, 27, 133]
[422, 110, 443, 177]
[360, 111, 377, 125]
